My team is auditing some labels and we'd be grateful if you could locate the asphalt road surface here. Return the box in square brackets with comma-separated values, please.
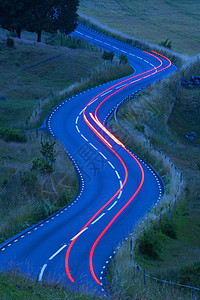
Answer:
[0, 24, 176, 296]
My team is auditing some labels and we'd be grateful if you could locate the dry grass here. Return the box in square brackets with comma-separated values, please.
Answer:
[79, 0, 200, 56]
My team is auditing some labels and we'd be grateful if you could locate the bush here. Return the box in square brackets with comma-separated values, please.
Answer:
[137, 229, 165, 259]
[6, 37, 14, 47]
[160, 216, 177, 239]
[102, 50, 114, 61]
[119, 53, 128, 64]
[0, 128, 27, 143]
[179, 262, 200, 286]
[21, 171, 37, 190]
[159, 39, 172, 49]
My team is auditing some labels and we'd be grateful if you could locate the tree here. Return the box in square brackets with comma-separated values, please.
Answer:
[0, 0, 30, 38]
[0, 0, 79, 42]
[26, 0, 79, 42]
[32, 141, 56, 174]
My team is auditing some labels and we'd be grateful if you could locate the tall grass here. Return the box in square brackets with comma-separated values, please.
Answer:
[0, 131, 77, 243]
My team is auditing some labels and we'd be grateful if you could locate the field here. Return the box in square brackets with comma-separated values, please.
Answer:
[79, 0, 200, 55]
[0, 32, 103, 128]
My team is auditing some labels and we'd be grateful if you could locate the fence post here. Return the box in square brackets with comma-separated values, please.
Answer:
[192, 288, 194, 300]
[137, 265, 139, 278]
[130, 239, 133, 261]
[143, 270, 146, 287]
[170, 281, 173, 296]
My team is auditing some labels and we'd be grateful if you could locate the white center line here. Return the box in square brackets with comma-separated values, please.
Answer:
[49, 245, 67, 261]
[75, 31, 83, 35]
[39, 264, 47, 282]
[71, 227, 88, 241]
[91, 213, 105, 225]
[101, 90, 112, 97]
[117, 190, 123, 199]
[115, 170, 120, 179]
[108, 201, 117, 211]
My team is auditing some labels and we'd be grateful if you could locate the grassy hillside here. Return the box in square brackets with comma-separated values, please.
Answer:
[0, 35, 103, 128]
[108, 59, 200, 298]
[0, 270, 96, 300]
[79, 0, 200, 55]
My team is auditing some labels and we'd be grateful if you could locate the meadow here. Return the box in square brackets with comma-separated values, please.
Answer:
[79, 0, 200, 55]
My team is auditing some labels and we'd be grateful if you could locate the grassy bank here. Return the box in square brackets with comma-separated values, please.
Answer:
[0, 130, 78, 243]
[29, 60, 133, 128]
[79, 0, 200, 56]
[108, 59, 200, 298]
[0, 270, 96, 300]
[0, 34, 102, 129]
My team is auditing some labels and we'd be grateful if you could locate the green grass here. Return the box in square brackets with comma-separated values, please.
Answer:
[108, 58, 200, 298]
[0, 130, 78, 243]
[0, 36, 103, 128]
[79, 0, 200, 55]
[0, 270, 97, 300]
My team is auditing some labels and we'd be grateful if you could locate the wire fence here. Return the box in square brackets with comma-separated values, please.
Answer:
[134, 264, 200, 299]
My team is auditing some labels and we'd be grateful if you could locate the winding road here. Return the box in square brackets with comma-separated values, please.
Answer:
[0, 24, 176, 296]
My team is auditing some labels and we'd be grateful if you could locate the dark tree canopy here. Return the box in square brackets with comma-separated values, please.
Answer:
[0, 0, 79, 41]
[0, 0, 31, 38]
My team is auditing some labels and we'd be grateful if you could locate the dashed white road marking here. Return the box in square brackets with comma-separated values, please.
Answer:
[49, 244, 67, 261]
[99, 152, 107, 160]
[112, 46, 119, 50]
[104, 42, 111, 46]
[90, 143, 97, 150]
[75, 30, 83, 35]
[108, 161, 115, 169]
[71, 227, 88, 241]
[108, 201, 117, 211]
[101, 90, 112, 97]
[39, 264, 47, 282]
[81, 134, 88, 141]
[91, 213, 105, 225]
[115, 170, 120, 179]
[117, 190, 123, 199]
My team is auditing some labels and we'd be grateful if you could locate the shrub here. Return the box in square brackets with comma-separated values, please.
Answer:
[6, 37, 14, 47]
[21, 171, 37, 190]
[159, 39, 172, 49]
[160, 216, 177, 239]
[137, 229, 165, 259]
[0, 128, 27, 143]
[179, 262, 200, 286]
[119, 53, 128, 64]
[102, 50, 114, 61]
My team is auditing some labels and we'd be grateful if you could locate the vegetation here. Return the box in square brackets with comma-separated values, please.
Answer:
[108, 58, 200, 298]
[0, 35, 103, 129]
[159, 39, 172, 50]
[0, 0, 79, 42]
[102, 50, 114, 61]
[0, 130, 78, 243]
[79, 0, 200, 55]
[0, 270, 96, 300]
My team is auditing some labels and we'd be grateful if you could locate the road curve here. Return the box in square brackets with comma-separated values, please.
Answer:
[0, 24, 176, 296]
